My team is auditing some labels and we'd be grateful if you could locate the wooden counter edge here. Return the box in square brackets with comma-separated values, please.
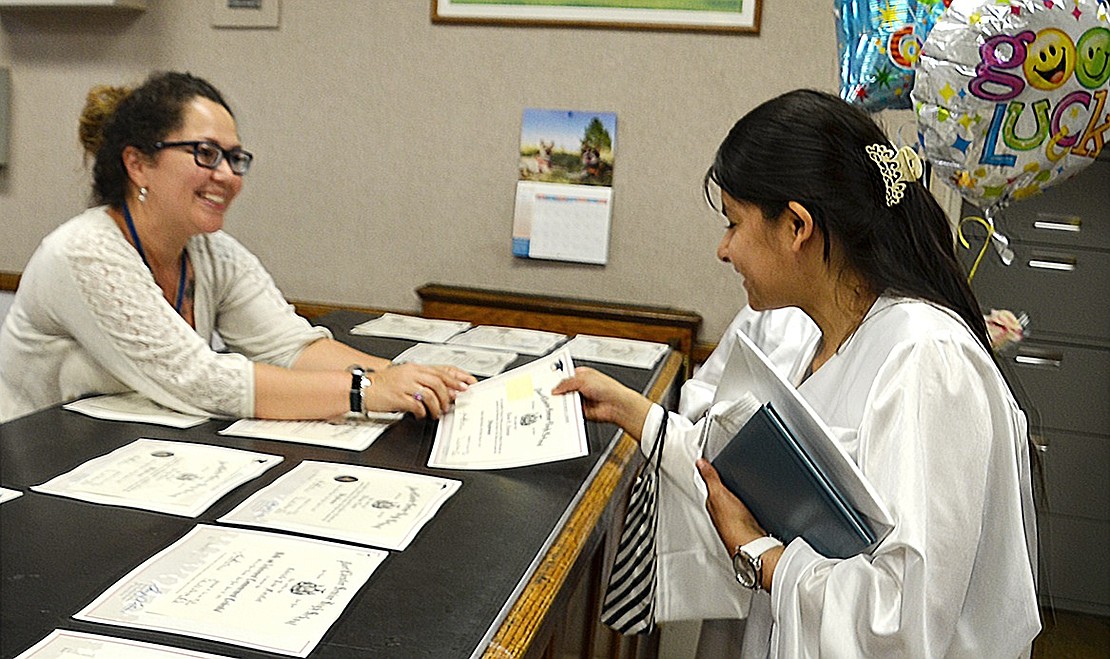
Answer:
[482, 350, 683, 658]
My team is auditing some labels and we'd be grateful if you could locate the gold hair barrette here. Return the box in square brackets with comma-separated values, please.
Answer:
[866, 144, 924, 207]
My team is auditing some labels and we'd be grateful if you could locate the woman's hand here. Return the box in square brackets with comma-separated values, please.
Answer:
[696, 458, 782, 591]
[364, 363, 475, 419]
[551, 366, 653, 439]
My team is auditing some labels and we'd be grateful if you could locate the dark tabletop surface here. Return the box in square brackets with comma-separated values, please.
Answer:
[1, 311, 666, 658]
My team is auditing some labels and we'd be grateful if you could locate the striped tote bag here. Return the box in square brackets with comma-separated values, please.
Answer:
[600, 418, 667, 634]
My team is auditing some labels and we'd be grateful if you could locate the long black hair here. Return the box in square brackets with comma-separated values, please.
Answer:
[706, 89, 991, 353]
[85, 71, 234, 208]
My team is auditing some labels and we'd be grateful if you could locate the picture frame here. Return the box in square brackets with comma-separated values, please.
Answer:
[431, 0, 761, 35]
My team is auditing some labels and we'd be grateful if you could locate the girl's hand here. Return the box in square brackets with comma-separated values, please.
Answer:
[552, 366, 652, 438]
[696, 458, 782, 591]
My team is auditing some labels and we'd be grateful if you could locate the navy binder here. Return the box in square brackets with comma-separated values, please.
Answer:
[711, 402, 876, 559]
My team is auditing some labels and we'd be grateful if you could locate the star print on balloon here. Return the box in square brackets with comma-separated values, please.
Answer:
[836, 0, 952, 111]
[913, 0, 1110, 213]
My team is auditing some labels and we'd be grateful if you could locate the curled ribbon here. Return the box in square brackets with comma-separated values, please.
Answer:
[958, 215, 996, 283]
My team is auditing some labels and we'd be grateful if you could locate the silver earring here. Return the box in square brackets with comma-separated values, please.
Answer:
[138, 187, 148, 203]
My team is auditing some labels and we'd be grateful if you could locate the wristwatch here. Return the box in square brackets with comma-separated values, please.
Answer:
[348, 365, 372, 415]
[732, 535, 783, 590]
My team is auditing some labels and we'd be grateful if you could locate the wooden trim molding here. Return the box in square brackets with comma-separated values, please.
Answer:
[289, 300, 397, 321]
[0, 271, 21, 292]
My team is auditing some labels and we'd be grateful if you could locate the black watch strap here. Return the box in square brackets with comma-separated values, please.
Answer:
[349, 366, 367, 414]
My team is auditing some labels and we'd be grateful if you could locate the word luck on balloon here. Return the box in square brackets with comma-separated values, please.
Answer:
[971, 26, 1110, 166]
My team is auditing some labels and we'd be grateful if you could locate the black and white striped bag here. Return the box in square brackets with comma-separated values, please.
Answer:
[600, 419, 667, 635]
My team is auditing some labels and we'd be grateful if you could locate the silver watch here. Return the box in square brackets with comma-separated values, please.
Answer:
[732, 536, 783, 590]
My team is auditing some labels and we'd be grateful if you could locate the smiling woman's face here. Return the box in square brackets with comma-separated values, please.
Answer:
[142, 97, 244, 240]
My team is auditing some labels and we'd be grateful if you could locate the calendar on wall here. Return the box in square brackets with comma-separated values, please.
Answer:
[512, 108, 616, 265]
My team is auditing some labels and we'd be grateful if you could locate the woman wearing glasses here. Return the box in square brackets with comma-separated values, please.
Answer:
[0, 71, 474, 423]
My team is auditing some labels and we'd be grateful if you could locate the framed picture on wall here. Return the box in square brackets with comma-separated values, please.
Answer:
[431, 0, 761, 34]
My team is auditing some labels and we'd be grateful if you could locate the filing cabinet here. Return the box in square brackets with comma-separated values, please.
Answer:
[960, 156, 1109, 616]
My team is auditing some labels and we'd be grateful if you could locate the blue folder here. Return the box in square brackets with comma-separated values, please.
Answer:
[711, 401, 877, 559]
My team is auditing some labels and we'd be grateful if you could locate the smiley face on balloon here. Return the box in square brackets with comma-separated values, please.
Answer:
[1024, 28, 1076, 90]
[1076, 26, 1110, 88]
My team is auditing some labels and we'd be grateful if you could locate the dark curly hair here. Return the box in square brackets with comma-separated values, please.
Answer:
[80, 71, 233, 207]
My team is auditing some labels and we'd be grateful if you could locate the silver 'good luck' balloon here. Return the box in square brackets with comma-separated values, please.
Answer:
[913, 0, 1110, 213]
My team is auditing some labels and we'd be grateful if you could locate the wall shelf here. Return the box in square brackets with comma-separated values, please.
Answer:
[0, 0, 145, 9]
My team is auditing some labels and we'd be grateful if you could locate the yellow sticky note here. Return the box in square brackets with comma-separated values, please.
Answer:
[505, 375, 534, 401]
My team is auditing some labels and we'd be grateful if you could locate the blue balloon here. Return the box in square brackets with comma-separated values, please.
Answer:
[837, 0, 950, 112]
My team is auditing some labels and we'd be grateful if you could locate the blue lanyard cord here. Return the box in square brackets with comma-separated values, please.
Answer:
[121, 200, 188, 315]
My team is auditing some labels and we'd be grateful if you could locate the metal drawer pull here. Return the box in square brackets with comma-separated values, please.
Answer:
[1013, 352, 1063, 368]
[1027, 256, 1076, 271]
[1032, 213, 1081, 233]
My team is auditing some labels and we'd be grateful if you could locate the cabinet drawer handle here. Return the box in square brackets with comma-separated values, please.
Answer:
[1027, 256, 1076, 271]
[1013, 352, 1063, 368]
[1032, 213, 1081, 233]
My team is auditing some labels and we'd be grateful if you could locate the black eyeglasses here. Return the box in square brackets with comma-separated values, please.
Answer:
[153, 140, 253, 176]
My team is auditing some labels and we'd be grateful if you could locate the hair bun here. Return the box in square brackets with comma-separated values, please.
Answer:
[78, 84, 132, 159]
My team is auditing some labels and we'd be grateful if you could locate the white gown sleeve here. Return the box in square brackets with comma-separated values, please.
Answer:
[638, 404, 752, 622]
[679, 306, 818, 421]
[762, 338, 1039, 658]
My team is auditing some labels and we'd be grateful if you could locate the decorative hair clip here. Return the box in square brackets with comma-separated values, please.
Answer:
[865, 144, 924, 207]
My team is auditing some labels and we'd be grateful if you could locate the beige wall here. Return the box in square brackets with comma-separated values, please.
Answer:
[0, 1, 843, 342]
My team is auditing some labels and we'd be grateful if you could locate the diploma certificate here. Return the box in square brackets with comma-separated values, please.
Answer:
[64, 392, 209, 428]
[74, 525, 388, 658]
[349, 312, 470, 342]
[31, 438, 282, 517]
[565, 334, 668, 369]
[394, 342, 518, 377]
[447, 325, 566, 356]
[14, 629, 236, 659]
[219, 461, 460, 550]
[218, 413, 401, 451]
[0, 486, 23, 504]
[429, 348, 587, 470]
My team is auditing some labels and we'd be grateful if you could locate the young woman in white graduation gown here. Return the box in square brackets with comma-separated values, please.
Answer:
[553, 89, 1040, 658]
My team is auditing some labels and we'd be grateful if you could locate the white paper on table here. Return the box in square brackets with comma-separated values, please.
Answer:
[30, 438, 282, 518]
[447, 325, 566, 356]
[74, 525, 387, 658]
[565, 334, 668, 369]
[393, 342, 518, 377]
[429, 347, 587, 470]
[64, 392, 209, 428]
[0, 486, 23, 504]
[14, 629, 237, 659]
[219, 460, 460, 551]
[349, 312, 470, 342]
[218, 413, 401, 451]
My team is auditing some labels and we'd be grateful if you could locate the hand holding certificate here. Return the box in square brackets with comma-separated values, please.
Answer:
[429, 348, 588, 470]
